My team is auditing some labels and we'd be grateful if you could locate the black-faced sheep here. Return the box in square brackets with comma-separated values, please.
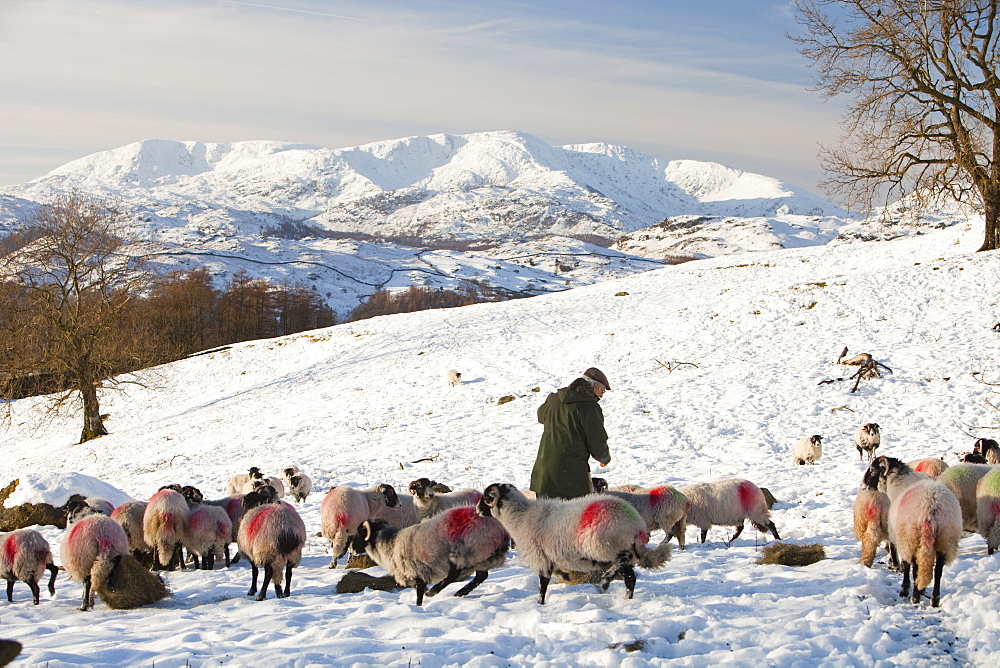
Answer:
[236, 487, 307, 601]
[854, 423, 881, 461]
[226, 467, 262, 496]
[143, 487, 190, 571]
[793, 435, 823, 465]
[976, 466, 1000, 554]
[974, 438, 1000, 465]
[601, 486, 690, 549]
[182, 487, 233, 570]
[937, 463, 994, 532]
[60, 514, 130, 610]
[0, 530, 58, 605]
[447, 369, 462, 387]
[283, 469, 312, 503]
[908, 458, 949, 478]
[205, 495, 246, 565]
[407, 478, 482, 520]
[852, 486, 893, 568]
[863, 456, 962, 606]
[320, 483, 400, 568]
[476, 483, 671, 604]
[679, 478, 780, 544]
[243, 476, 286, 499]
[352, 506, 510, 606]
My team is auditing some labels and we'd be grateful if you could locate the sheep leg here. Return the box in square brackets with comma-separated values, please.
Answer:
[887, 543, 899, 571]
[454, 570, 488, 598]
[599, 551, 632, 594]
[620, 564, 637, 600]
[726, 522, 745, 545]
[426, 563, 464, 598]
[27, 578, 40, 605]
[224, 545, 232, 567]
[80, 575, 92, 611]
[766, 522, 780, 540]
[284, 563, 293, 597]
[699, 528, 708, 544]
[231, 549, 241, 565]
[910, 560, 922, 605]
[46, 564, 58, 595]
[931, 551, 945, 607]
[415, 579, 427, 606]
[247, 562, 260, 596]
[191, 554, 201, 570]
[256, 564, 276, 601]
[537, 574, 551, 605]
[899, 559, 911, 599]
[5, 579, 12, 602]
[671, 519, 686, 549]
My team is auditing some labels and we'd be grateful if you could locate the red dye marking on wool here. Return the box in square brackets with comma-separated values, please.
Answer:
[992, 500, 1000, 516]
[246, 506, 276, 541]
[579, 499, 615, 535]
[914, 461, 929, 474]
[97, 535, 113, 551]
[3, 536, 16, 564]
[737, 481, 757, 512]
[445, 507, 479, 542]
[866, 502, 880, 521]
[649, 487, 667, 510]
[335, 512, 348, 528]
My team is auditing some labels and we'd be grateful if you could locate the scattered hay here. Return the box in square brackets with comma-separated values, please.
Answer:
[497, 395, 516, 406]
[608, 639, 646, 652]
[92, 554, 171, 609]
[557, 570, 602, 585]
[336, 571, 401, 594]
[756, 543, 825, 567]
[344, 554, 378, 570]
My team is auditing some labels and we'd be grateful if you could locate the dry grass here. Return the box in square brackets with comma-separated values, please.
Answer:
[756, 543, 825, 566]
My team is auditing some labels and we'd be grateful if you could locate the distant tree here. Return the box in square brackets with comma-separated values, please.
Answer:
[142, 267, 220, 356]
[0, 194, 154, 442]
[790, 0, 1000, 250]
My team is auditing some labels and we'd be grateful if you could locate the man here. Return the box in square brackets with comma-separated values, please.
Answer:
[529, 367, 611, 499]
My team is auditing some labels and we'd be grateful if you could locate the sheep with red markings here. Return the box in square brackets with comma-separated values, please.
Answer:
[0, 529, 58, 605]
[61, 514, 130, 610]
[680, 478, 780, 544]
[320, 483, 400, 568]
[110, 501, 151, 561]
[237, 487, 306, 601]
[938, 463, 994, 531]
[407, 478, 482, 520]
[976, 466, 1000, 554]
[181, 486, 233, 570]
[908, 458, 949, 478]
[601, 485, 690, 549]
[476, 483, 671, 604]
[864, 456, 961, 606]
[353, 505, 510, 606]
[852, 486, 893, 568]
[143, 487, 190, 571]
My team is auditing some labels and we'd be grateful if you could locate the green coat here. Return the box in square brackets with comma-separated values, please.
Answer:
[529, 383, 610, 500]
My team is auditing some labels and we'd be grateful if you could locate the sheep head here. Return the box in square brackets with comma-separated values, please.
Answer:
[407, 478, 435, 499]
[248, 467, 262, 479]
[181, 486, 203, 505]
[591, 477, 609, 493]
[352, 519, 394, 555]
[376, 484, 400, 508]
[477, 483, 515, 517]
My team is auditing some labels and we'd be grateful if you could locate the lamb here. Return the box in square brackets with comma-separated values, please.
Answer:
[679, 478, 780, 544]
[937, 463, 994, 531]
[475, 482, 671, 604]
[181, 486, 233, 570]
[854, 423, 881, 461]
[793, 435, 823, 465]
[447, 369, 462, 387]
[601, 485, 690, 549]
[110, 501, 151, 561]
[352, 506, 510, 606]
[60, 513, 130, 610]
[907, 458, 949, 478]
[320, 483, 401, 568]
[242, 476, 286, 499]
[863, 456, 961, 606]
[283, 468, 313, 503]
[407, 478, 482, 520]
[975, 467, 1000, 554]
[852, 486, 893, 568]
[143, 487, 191, 571]
[236, 487, 307, 601]
[226, 467, 262, 496]
[0, 529, 58, 605]
[974, 438, 1000, 465]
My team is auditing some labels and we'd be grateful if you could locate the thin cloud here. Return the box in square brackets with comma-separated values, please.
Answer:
[216, 0, 376, 22]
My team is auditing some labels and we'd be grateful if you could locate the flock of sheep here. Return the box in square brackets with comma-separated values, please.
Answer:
[3, 430, 998, 612]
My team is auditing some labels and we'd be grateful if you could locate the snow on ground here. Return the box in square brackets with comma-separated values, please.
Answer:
[1, 215, 999, 666]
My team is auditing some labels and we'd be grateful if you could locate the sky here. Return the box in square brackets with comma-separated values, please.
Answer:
[0, 0, 844, 194]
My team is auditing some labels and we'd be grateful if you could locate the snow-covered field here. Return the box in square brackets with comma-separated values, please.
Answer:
[2, 216, 999, 666]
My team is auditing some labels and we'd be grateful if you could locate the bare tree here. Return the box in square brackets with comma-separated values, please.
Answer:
[790, 0, 1000, 250]
[0, 193, 153, 443]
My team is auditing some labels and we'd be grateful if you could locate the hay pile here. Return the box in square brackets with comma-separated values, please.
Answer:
[756, 542, 825, 567]
[336, 571, 400, 594]
[91, 554, 171, 609]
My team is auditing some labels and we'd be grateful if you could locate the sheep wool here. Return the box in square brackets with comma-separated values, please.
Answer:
[852, 486, 891, 568]
[187, 504, 233, 569]
[908, 458, 949, 478]
[61, 514, 130, 610]
[604, 485, 690, 549]
[793, 435, 823, 465]
[143, 488, 190, 571]
[976, 467, 1000, 554]
[111, 501, 151, 559]
[938, 463, 993, 532]
[237, 501, 307, 601]
[0, 529, 58, 605]
[681, 479, 780, 544]
[321, 485, 398, 567]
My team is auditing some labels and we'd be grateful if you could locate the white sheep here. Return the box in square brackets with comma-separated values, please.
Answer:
[476, 483, 671, 604]
[0, 529, 58, 605]
[447, 369, 462, 387]
[320, 483, 400, 568]
[204, 495, 246, 565]
[283, 470, 313, 503]
[407, 478, 482, 520]
[864, 456, 962, 606]
[854, 423, 881, 461]
[85, 497, 115, 516]
[679, 478, 780, 544]
[793, 435, 823, 465]
[225, 467, 262, 496]
[602, 485, 690, 549]
[852, 486, 892, 568]
[60, 513, 130, 610]
[353, 506, 510, 606]
[976, 467, 1000, 554]
[937, 462, 994, 531]
[242, 476, 286, 498]
[187, 503, 233, 570]
[907, 458, 949, 478]
[237, 488, 307, 601]
[110, 500, 151, 561]
[143, 487, 191, 571]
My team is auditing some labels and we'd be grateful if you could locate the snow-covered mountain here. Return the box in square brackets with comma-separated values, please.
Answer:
[0, 130, 923, 317]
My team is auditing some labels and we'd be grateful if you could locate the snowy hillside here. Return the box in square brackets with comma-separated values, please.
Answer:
[0, 131, 860, 318]
[1, 215, 998, 665]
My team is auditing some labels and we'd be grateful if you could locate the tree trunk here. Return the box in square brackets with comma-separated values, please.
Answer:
[79, 381, 108, 443]
[979, 193, 1000, 251]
